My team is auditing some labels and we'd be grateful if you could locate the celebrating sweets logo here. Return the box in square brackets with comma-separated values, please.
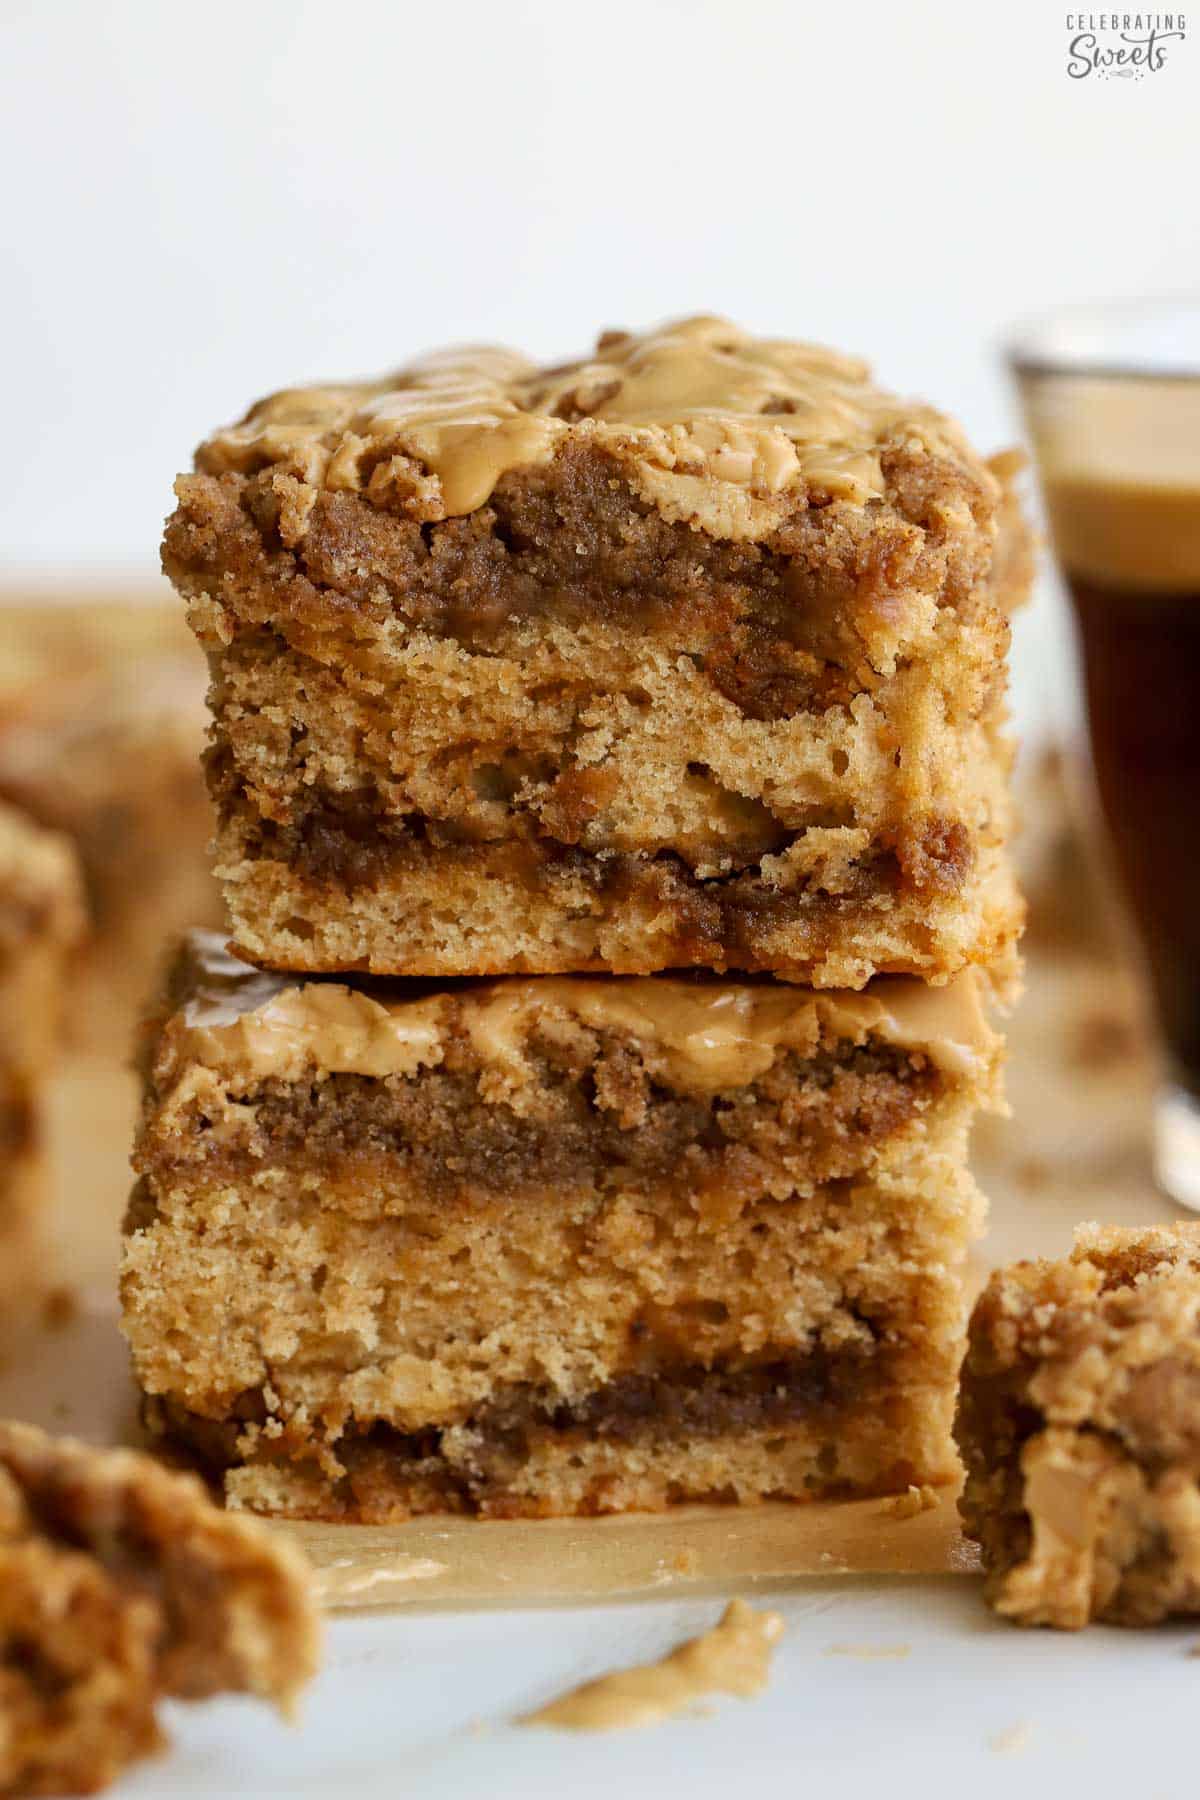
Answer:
[1066, 12, 1187, 76]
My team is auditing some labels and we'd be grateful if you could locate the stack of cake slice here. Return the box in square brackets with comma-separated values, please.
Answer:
[121, 316, 1028, 1519]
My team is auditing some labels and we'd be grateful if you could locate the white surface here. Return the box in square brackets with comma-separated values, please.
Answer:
[117, 1582, 1197, 1799]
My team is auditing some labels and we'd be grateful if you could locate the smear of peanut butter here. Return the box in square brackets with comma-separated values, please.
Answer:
[520, 1599, 784, 1733]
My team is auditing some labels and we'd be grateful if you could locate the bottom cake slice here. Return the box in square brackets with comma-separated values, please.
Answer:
[121, 933, 1001, 1520]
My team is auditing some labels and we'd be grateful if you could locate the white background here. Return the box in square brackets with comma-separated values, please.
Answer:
[2, 0, 1197, 576]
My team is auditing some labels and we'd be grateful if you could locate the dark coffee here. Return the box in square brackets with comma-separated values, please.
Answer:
[1065, 573, 1200, 1090]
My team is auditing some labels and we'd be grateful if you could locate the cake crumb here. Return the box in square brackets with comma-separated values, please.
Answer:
[958, 1225, 1200, 1627]
[880, 1484, 939, 1519]
[989, 1721, 1032, 1754]
[827, 1643, 911, 1660]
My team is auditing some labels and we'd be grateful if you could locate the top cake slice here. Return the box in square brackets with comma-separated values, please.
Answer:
[164, 315, 1028, 984]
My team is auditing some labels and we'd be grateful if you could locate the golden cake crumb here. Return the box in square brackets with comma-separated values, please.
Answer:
[880, 1483, 940, 1519]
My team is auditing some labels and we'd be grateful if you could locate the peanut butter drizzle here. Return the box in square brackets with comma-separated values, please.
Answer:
[520, 1599, 783, 1732]
[464, 970, 997, 1090]
[173, 934, 998, 1092]
[178, 939, 445, 1084]
[197, 316, 977, 538]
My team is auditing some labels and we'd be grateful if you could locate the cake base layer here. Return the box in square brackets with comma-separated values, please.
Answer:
[155, 1363, 957, 1521]
[215, 808, 1022, 991]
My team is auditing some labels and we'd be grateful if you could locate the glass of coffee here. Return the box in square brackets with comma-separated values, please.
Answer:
[1012, 299, 1200, 1207]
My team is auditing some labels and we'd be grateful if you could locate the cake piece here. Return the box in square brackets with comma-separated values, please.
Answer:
[956, 1224, 1200, 1627]
[0, 1420, 319, 1796]
[0, 593, 197, 695]
[163, 315, 1028, 987]
[0, 804, 84, 1298]
[121, 931, 1000, 1521]
[0, 599, 221, 1054]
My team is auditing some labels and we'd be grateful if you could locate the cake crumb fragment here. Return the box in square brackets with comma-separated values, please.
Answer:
[989, 1720, 1033, 1754]
[957, 1224, 1200, 1627]
[0, 1420, 320, 1796]
[880, 1483, 939, 1520]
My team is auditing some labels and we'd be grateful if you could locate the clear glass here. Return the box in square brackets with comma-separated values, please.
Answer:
[1010, 298, 1200, 1209]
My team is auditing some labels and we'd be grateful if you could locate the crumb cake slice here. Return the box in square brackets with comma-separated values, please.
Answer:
[164, 314, 1028, 987]
[0, 1419, 318, 1797]
[0, 602, 221, 1053]
[121, 932, 1000, 1521]
[0, 805, 84, 1298]
[956, 1224, 1200, 1627]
